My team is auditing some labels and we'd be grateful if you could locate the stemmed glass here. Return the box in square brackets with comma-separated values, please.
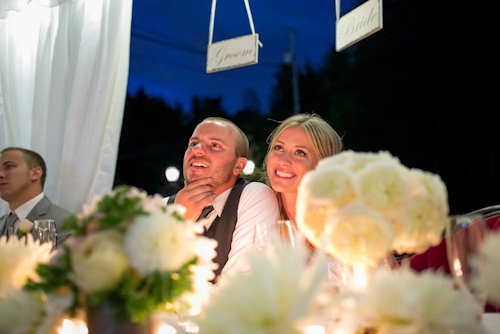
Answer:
[446, 213, 488, 300]
[253, 220, 297, 251]
[34, 219, 57, 250]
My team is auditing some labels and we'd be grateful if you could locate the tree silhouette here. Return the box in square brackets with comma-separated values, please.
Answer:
[115, 88, 186, 195]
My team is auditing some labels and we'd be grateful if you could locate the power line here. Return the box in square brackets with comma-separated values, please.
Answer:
[130, 27, 282, 70]
[129, 49, 278, 82]
[131, 31, 206, 56]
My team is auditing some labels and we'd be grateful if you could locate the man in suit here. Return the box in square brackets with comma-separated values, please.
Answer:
[166, 117, 279, 283]
[0, 147, 72, 246]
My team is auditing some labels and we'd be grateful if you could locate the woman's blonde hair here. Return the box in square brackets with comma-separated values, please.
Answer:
[262, 113, 343, 219]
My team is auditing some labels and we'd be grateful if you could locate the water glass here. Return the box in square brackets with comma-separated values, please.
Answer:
[253, 220, 297, 251]
[34, 219, 57, 250]
[446, 213, 487, 291]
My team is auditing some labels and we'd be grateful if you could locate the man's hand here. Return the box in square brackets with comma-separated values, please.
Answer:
[174, 177, 216, 221]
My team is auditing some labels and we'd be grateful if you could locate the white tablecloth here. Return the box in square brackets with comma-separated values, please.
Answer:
[483, 313, 499, 334]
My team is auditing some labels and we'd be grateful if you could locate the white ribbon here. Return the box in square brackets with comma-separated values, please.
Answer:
[208, 0, 263, 47]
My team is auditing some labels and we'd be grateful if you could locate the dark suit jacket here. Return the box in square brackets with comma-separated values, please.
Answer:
[0, 195, 73, 247]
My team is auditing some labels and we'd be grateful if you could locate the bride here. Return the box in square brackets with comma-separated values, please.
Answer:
[262, 113, 342, 225]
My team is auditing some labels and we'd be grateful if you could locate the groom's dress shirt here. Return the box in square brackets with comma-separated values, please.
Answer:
[165, 181, 279, 283]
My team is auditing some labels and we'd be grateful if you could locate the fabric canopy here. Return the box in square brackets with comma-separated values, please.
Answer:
[0, 0, 133, 215]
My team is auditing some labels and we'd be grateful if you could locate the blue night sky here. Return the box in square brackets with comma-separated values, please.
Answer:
[127, 0, 358, 114]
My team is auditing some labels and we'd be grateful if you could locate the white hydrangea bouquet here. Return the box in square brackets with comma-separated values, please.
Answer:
[0, 234, 73, 334]
[329, 266, 484, 334]
[296, 150, 449, 267]
[28, 185, 217, 324]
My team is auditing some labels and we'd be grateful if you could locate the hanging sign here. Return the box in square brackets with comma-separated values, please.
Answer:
[207, 34, 259, 73]
[336, 0, 383, 52]
[206, 0, 262, 73]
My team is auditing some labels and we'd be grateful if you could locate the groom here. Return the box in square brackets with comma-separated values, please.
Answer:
[0, 147, 72, 246]
[166, 117, 279, 283]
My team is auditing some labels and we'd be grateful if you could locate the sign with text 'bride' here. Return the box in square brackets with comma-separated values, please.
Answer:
[336, 0, 382, 52]
[206, 34, 259, 73]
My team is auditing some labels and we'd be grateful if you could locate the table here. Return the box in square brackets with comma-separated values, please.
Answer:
[483, 313, 499, 334]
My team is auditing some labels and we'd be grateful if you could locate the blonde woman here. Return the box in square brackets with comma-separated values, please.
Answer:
[262, 113, 342, 223]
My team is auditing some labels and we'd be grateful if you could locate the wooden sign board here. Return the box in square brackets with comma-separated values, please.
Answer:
[336, 0, 382, 52]
[207, 34, 259, 73]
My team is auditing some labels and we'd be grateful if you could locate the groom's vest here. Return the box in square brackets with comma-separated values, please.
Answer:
[167, 178, 249, 279]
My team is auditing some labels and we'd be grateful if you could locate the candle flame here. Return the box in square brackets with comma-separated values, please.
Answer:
[58, 319, 88, 334]
[453, 259, 463, 277]
[352, 264, 369, 289]
[158, 325, 177, 334]
[306, 325, 325, 334]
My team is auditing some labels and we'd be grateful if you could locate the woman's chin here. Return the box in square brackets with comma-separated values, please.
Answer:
[270, 181, 298, 194]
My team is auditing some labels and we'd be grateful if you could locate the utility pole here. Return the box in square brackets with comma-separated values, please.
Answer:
[287, 29, 300, 115]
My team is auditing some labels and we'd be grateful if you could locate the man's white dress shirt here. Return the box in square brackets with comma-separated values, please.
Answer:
[9, 192, 44, 232]
[164, 182, 279, 282]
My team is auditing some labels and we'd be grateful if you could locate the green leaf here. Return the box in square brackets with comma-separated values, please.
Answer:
[25, 264, 71, 292]
[57, 244, 73, 270]
[61, 215, 86, 236]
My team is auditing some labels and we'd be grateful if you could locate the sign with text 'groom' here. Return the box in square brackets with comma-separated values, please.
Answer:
[206, 34, 259, 73]
[336, 0, 382, 52]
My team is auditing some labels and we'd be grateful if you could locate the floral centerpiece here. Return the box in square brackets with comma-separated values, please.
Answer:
[0, 234, 72, 334]
[328, 266, 484, 334]
[195, 239, 327, 334]
[296, 150, 449, 268]
[27, 185, 217, 328]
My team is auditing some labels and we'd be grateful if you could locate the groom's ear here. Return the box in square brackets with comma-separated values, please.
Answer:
[233, 157, 247, 176]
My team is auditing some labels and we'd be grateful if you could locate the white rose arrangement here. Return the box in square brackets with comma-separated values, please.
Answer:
[296, 150, 449, 267]
[0, 234, 73, 334]
[70, 230, 129, 293]
[28, 185, 217, 324]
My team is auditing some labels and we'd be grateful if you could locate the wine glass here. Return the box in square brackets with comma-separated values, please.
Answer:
[324, 256, 353, 293]
[446, 213, 487, 297]
[34, 219, 57, 250]
[275, 220, 297, 246]
[253, 220, 297, 251]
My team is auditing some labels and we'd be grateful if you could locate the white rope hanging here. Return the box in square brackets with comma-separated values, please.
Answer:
[208, 0, 263, 47]
[335, 0, 341, 22]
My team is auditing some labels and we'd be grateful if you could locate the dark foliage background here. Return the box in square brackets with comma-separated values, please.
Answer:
[115, 0, 498, 215]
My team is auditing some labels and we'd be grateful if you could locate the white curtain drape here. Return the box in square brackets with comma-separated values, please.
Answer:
[0, 0, 132, 214]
